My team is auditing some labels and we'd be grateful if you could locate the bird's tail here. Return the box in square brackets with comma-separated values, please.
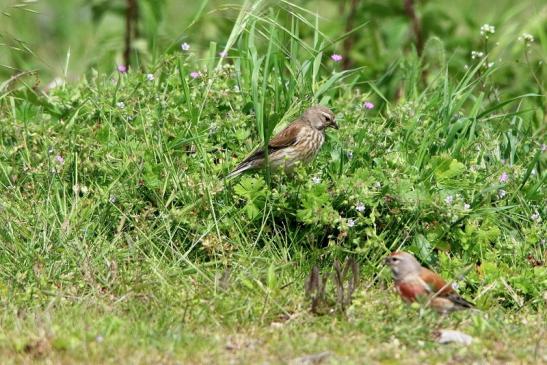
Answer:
[448, 294, 475, 309]
[225, 162, 254, 179]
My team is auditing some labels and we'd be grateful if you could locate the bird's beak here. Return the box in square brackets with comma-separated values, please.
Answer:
[330, 119, 339, 129]
[383, 257, 390, 265]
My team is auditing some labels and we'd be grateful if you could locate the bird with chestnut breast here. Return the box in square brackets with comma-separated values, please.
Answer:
[384, 251, 474, 314]
[226, 105, 337, 179]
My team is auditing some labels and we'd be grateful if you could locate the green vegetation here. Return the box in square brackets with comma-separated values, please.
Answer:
[0, 0, 545, 363]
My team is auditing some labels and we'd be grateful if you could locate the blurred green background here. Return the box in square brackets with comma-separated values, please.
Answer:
[1, 0, 545, 99]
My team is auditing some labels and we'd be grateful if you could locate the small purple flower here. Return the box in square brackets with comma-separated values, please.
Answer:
[331, 54, 343, 62]
[451, 282, 459, 290]
[311, 176, 321, 184]
[219, 50, 228, 58]
[498, 189, 507, 199]
[55, 155, 65, 165]
[347, 218, 356, 228]
[190, 71, 201, 79]
[355, 202, 365, 212]
[445, 195, 454, 205]
[363, 101, 375, 110]
[146, 73, 155, 81]
[181, 42, 190, 51]
[499, 172, 509, 183]
[117, 65, 127, 73]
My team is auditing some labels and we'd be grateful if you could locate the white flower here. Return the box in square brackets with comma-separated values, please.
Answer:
[464, 203, 471, 210]
[373, 181, 381, 189]
[471, 51, 485, 59]
[116, 101, 125, 109]
[347, 218, 356, 228]
[480, 24, 495, 38]
[518, 33, 534, 43]
[497, 189, 507, 199]
[445, 195, 454, 204]
[451, 282, 459, 290]
[355, 202, 365, 212]
[530, 211, 541, 222]
[181, 42, 190, 51]
[311, 176, 321, 184]
[146, 73, 155, 81]
[347, 151, 353, 159]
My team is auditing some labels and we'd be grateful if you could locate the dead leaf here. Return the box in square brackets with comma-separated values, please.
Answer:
[435, 329, 474, 345]
[290, 351, 331, 365]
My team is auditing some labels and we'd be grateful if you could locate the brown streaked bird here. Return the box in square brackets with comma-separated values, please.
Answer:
[226, 105, 337, 178]
[384, 252, 474, 314]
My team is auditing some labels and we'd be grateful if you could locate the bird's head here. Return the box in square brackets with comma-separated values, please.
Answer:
[384, 251, 422, 280]
[304, 105, 338, 130]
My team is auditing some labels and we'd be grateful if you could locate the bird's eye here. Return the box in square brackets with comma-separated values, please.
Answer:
[320, 112, 332, 122]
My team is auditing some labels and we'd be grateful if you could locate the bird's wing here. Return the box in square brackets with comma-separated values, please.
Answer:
[239, 120, 306, 164]
[397, 279, 430, 301]
[420, 268, 453, 296]
[267, 120, 306, 149]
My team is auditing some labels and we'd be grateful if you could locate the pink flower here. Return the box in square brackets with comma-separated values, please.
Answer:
[363, 101, 374, 110]
[499, 172, 509, 183]
[219, 50, 228, 58]
[117, 65, 127, 73]
[190, 71, 202, 79]
[55, 155, 65, 165]
[331, 54, 343, 62]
